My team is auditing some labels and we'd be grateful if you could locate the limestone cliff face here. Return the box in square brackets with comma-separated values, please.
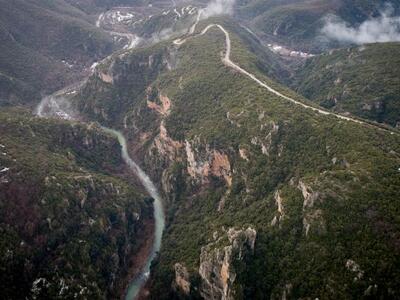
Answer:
[184, 139, 232, 187]
[146, 131, 233, 207]
[153, 122, 183, 162]
[198, 227, 257, 300]
[174, 263, 191, 295]
[297, 180, 326, 236]
[142, 96, 233, 203]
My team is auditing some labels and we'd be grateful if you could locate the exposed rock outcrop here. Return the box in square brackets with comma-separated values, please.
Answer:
[174, 263, 191, 295]
[146, 90, 171, 116]
[153, 121, 183, 162]
[185, 140, 232, 186]
[199, 227, 256, 300]
[98, 72, 113, 84]
[298, 180, 320, 209]
[271, 190, 285, 227]
[346, 259, 364, 281]
[251, 121, 279, 156]
[297, 180, 326, 236]
[239, 148, 249, 161]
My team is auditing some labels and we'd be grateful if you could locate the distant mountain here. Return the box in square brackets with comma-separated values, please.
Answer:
[292, 42, 400, 127]
[237, 0, 400, 51]
[65, 0, 147, 12]
[0, 0, 116, 107]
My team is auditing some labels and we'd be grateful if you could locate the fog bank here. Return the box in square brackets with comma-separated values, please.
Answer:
[322, 8, 400, 44]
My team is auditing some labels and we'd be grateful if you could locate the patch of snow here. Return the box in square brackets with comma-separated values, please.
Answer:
[267, 43, 315, 58]
[0, 167, 9, 173]
[61, 60, 74, 69]
[96, 13, 104, 28]
[174, 8, 181, 18]
[112, 11, 135, 23]
[188, 7, 197, 15]
[89, 62, 98, 72]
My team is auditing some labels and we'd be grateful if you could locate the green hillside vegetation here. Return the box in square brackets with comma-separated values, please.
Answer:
[0, 0, 116, 107]
[65, 0, 148, 12]
[293, 42, 400, 127]
[71, 17, 400, 299]
[237, 0, 400, 51]
[0, 108, 152, 299]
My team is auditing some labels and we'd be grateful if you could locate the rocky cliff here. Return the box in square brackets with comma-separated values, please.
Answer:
[0, 108, 153, 299]
[199, 227, 256, 300]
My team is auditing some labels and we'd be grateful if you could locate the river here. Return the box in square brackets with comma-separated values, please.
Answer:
[101, 128, 165, 300]
[36, 98, 165, 300]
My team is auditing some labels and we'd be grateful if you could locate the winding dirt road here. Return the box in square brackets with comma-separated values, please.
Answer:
[174, 19, 397, 135]
[96, 11, 139, 50]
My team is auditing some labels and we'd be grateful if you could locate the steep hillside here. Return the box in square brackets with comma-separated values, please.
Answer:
[71, 17, 400, 299]
[65, 0, 148, 13]
[0, 0, 116, 107]
[0, 108, 153, 299]
[292, 42, 400, 127]
[237, 0, 400, 51]
[131, 5, 200, 39]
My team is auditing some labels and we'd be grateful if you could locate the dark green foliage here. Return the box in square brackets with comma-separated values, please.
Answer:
[293, 42, 400, 126]
[0, 108, 152, 299]
[72, 17, 400, 299]
[0, 0, 116, 106]
[237, 0, 400, 51]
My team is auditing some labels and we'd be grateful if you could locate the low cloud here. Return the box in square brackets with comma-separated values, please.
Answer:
[145, 27, 186, 45]
[36, 96, 78, 120]
[322, 8, 400, 44]
[202, 0, 236, 19]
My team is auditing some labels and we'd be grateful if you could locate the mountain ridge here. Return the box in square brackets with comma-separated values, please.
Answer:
[66, 15, 400, 299]
[1, 1, 400, 299]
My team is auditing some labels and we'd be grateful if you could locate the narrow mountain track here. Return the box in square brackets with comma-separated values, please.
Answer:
[174, 17, 398, 136]
[96, 11, 139, 50]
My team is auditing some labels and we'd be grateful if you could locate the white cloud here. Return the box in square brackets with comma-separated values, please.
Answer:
[322, 8, 400, 44]
[202, 0, 236, 19]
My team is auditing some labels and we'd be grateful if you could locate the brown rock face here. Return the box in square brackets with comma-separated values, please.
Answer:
[147, 94, 171, 116]
[198, 227, 256, 300]
[211, 150, 232, 187]
[146, 87, 171, 116]
[99, 72, 113, 83]
[185, 140, 232, 187]
[153, 121, 183, 162]
[174, 263, 191, 295]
